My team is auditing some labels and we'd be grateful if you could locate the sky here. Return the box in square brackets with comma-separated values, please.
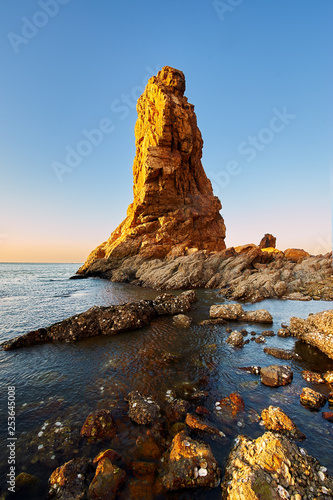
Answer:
[0, 0, 332, 262]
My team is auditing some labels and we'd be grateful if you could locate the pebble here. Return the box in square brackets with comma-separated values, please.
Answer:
[198, 468, 208, 477]
[38, 431, 43, 437]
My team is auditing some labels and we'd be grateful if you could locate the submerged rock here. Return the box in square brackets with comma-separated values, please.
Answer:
[126, 391, 161, 425]
[88, 457, 126, 500]
[172, 314, 192, 328]
[221, 431, 333, 499]
[185, 413, 226, 438]
[289, 309, 333, 360]
[322, 411, 333, 423]
[300, 387, 327, 411]
[161, 431, 220, 491]
[260, 365, 293, 387]
[261, 406, 306, 440]
[48, 457, 94, 500]
[264, 347, 302, 361]
[80, 409, 116, 442]
[301, 370, 325, 384]
[1, 290, 197, 350]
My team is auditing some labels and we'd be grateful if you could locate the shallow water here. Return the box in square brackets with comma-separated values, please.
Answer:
[0, 263, 333, 498]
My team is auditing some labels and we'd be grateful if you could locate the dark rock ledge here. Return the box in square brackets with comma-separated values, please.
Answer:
[1, 291, 197, 351]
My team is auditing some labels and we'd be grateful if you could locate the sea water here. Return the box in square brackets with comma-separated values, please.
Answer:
[0, 263, 333, 499]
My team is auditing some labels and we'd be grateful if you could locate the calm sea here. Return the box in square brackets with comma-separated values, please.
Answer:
[0, 263, 333, 499]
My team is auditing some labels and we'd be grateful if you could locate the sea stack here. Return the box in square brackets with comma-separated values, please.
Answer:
[78, 66, 226, 275]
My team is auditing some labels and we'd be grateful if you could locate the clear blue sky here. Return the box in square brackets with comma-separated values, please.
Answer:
[0, 0, 332, 262]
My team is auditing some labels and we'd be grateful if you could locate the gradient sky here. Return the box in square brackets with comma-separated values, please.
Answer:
[0, 0, 332, 262]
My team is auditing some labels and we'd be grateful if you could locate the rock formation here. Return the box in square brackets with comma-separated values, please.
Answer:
[259, 233, 276, 249]
[78, 66, 226, 276]
[289, 309, 333, 360]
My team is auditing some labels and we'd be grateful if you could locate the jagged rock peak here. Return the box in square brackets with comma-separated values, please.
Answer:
[78, 66, 226, 275]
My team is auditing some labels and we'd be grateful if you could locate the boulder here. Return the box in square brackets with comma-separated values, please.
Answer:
[284, 248, 310, 262]
[264, 347, 302, 361]
[300, 387, 327, 411]
[221, 432, 333, 499]
[80, 410, 116, 442]
[324, 371, 333, 385]
[259, 233, 276, 249]
[260, 365, 293, 387]
[301, 370, 325, 384]
[161, 431, 220, 491]
[226, 330, 244, 347]
[126, 391, 160, 425]
[289, 310, 333, 360]
[88, 458, 126, 500]
[77, 66, 226, 276]
[172, 314, 192, 328]
[48, 457, 93, 499]
[261, 406, 306, 440]
[209, 303, 273, 323]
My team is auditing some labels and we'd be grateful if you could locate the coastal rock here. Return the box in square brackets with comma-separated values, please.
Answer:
[165, 399, 190, 423]
[88, 458, 126, 500]
[260, 365, 293, 387]
[264, 347, 302, 361]
[328, 392, 333, 405]
[238, 366, 261, 375]
[172, 314, 192, 328]
[259, 233, 276, 249]
[93, 449, 122, 465]
[78, 66, 226, 276]
[161, 431, 220, 491]
[226, 330, 244, 347]
[324, 371, 333, 385]
[215, 393, 245, 418]
[126, 391, 160, 425]
[48, 457, 93, 500]
[277, 328, 291, 337]
[80, 410, 116, 442]
[221, 431, 333, 499]
[289, 309, 333, 360]
[301, 370, 325, 384]
[185, 413, 226, 438]
[322, 411, 333, 423]
[209, 303, 273, 323]
[1, 290, 196, 350]
[261, 406, 306, 440]
[300, 387, 327, 411]
[284, 248, 310, 262]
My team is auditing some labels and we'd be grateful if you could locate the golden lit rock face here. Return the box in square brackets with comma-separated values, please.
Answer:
[79, 66, 226, 273]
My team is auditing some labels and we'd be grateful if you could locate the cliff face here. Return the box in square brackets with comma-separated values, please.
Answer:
[78, 66, 226, 275]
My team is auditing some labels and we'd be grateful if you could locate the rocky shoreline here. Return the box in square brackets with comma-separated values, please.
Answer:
[75, 247, 333, 303]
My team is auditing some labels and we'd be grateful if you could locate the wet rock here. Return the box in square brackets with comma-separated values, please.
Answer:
[289, 309, 333, 360]
[301, 370, 325, 383]
[93, 449, 122, 465]
[300, 387, 327, 411]
[170, 422, 187, 437]
[161, 352, 181, 363]
[195, 406, 210, 416]
[329, 392, 333, 405]
[215, 392, 245, 418]
[15, 472, 41, 498]
[226, 330, 244, 347]
[225, 326, 232, 333]
[264, 347, 302, 361]
[261, 330, 275, 337]
[173, 314, 192, 328]
[199, 318, 227, 326]
[165, 399, 190, 423]
[130, 460, 157, 479]
[238, 366, 261, 375]
[322, 411, 333, 422]
[210, 303, 273, 323]
[161, 431, 220, 491]
[88, 457, 126, 500]
[324, 371, 333, 385]
[135, 430, 164, 460]
[48, 457, 93, 500]
[126, 391, 160, 425]
[221, 431, 333, 499]
[185, 413, 226, 438]
[1, 291, 197, 350]
[277, 328, 291, 337]
[80, 410, 116, 442]
[261, 405, 306, 440]
[239, 328, 248, 335]
[255, 335, 266, 344]
[176, 382, 208, 402]
[260, 365, 293, 387]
